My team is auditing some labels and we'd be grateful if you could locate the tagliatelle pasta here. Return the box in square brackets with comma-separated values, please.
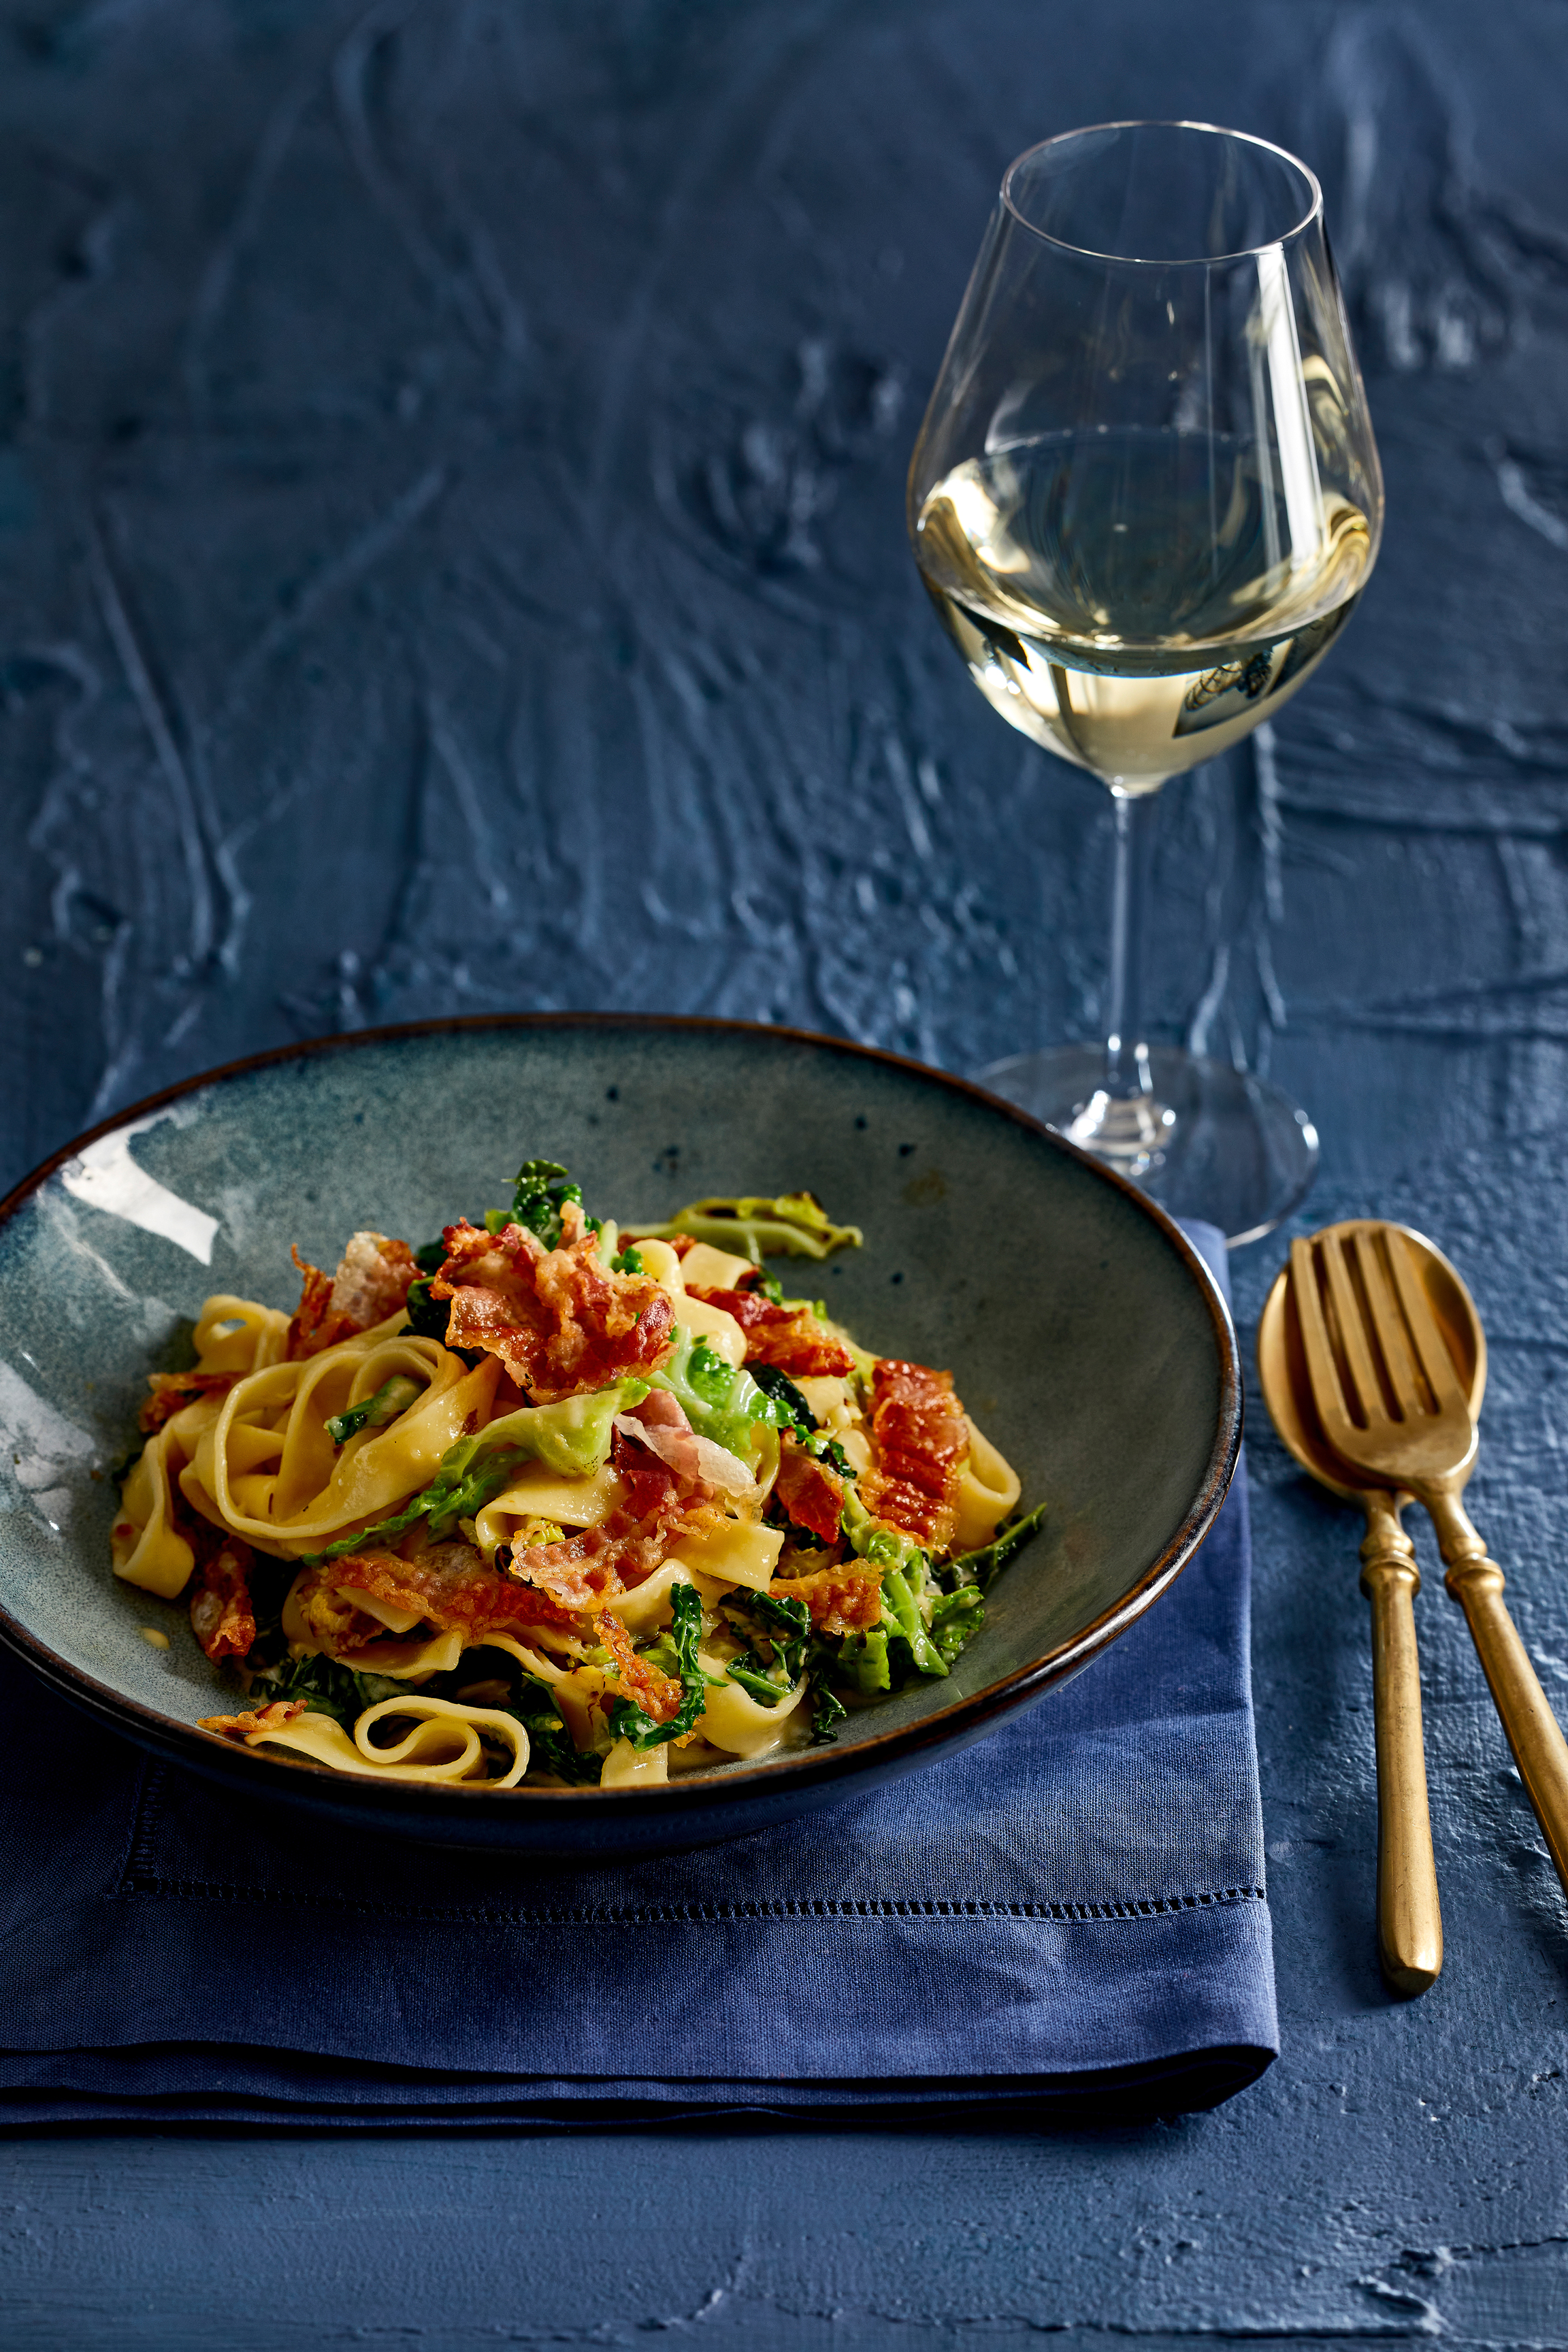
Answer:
[237, 1695, 531, 1786]
[112, 1162, 1046, 1789]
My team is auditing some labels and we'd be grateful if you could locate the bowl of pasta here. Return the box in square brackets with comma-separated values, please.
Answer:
[0, 1016, 1239, 1856]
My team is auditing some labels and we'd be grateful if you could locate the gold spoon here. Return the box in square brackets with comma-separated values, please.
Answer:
[1288, 1220, 1568, 1916]
[1259, 1222, 1479, 1994]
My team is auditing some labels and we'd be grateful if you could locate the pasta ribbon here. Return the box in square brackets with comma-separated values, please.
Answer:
[243, 1695, 529, 1786]
[676, 1241, 755, 1292]
[604, 1560, 690, 1635]
[601, 1737, 669, 1786]
[666, 1518, 783, 1593]
[113, 1394, 227, 1597]
[114, 1285, 304, 1595]
[192, 1339, 497, 1555]
[550, 1664, 608, 1752]
[632, 1237, 687, 1294]
[191, 1295, 292, 1376]
[634, 1239, 747, 1368]
[340, 1629, 464, 1679]
[696, 1665, 807, 1757]
[483, 1632, 593, 1676]
[951, 1416, 1022, 1550]
[472, 1458, 628, 1552]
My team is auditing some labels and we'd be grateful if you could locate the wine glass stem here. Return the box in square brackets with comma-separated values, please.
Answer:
[1103, 787, 1157, 1101]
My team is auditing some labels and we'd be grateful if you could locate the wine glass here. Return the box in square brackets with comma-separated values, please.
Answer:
[908, 121, 1383, 1242]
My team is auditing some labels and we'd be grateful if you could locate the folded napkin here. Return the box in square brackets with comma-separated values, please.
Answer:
[0, 1222, 1275, 2128]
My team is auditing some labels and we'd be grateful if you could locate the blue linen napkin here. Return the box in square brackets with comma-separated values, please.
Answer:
[0, 1222, 1275, 2127]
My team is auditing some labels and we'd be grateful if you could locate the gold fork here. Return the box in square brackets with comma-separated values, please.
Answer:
[1290, 1222, 1568, 1905]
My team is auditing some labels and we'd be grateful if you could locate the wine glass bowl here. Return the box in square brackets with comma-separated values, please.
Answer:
[909, 122, 1383, 1238]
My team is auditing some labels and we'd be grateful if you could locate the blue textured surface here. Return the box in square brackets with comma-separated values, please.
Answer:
[2, 1, 1567, 2344]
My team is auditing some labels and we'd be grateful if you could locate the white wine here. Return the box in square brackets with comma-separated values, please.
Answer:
[913, 431, 1373, 791]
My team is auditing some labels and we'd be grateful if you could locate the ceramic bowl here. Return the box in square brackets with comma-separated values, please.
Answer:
[0, 1016, 1239, 1856]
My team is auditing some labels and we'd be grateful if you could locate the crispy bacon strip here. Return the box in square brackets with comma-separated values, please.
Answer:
[289, 1577, 388, 1655]
[617, 1390, 704, 1489]
[598, 1607, 683, 1725]
[431, 1220, 674, 1401]
[294, 1542, 581, 1650]
[513, 1537, 623, 1613]
[866, 1359, 968, 1552]
[613, 1390, 751, 1500]
[685, 1285, 855, 1378]
[611, 1422, 683, 1525]
[139, 1371, 234, 1435]
[287, 1231, 419, 1360]
[199, 1699, 307, 1741]
[189, 1539, 257, 1663]
[331, 1230, 419, 1326]
[774, 1433, 847, 1545]
[510, 1492, 696, 1611]
[512, 1521, 625, 1613]
[287, 1252, 344, 1358]
[779, 1564, 883, 1635]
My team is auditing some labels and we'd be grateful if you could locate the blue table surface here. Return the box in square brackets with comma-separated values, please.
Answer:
[3, 2, 1567, 2343]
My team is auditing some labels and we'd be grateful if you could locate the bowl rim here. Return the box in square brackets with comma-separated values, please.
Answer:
[0, 1011, 1242, 1824]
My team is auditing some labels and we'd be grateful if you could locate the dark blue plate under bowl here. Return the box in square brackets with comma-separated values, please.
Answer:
[0, 1016, 1239, 1857]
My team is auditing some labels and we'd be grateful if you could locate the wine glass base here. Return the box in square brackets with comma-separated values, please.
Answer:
[975, 1045, 1318, 1247]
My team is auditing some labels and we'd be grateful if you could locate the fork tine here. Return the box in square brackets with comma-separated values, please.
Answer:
[1352, 1228, 1424, 1420]
[1382, 1226, 1470, 1418]
[1319, 1230, 1387, 1429]
[1290, 1237, 1359, 1450]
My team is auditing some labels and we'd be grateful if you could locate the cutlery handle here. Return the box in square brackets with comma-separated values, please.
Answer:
[1431, 1494, 1568, 1900]
[1359, 1494, 1443, 1993]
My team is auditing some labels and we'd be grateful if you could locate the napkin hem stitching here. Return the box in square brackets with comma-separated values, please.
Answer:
[115, 1764, 1269, 1925]
[113, 1873, 1269, 1924]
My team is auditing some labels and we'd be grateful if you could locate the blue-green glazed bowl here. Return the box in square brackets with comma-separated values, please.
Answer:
[0, 1017, 1239, 1857]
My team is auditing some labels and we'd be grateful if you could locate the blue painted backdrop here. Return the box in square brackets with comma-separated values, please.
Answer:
[2, 1, 1566, 2342]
